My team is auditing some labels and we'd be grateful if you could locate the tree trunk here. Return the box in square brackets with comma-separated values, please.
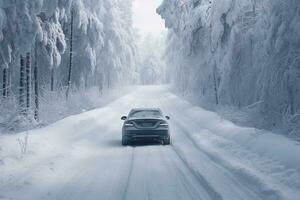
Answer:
[85, 71, 88, 89]
[99, 73, 103, 94]
[7, 67, 11, 97]
[287, 72, 294, 115]
[107, 69, 110, 89]
[66, 7, 74, 100]
[51, 68, 54, 91]
[19, 55, 26, 114]
[213, 64, 219, 105]
[2, 68, 7, 98]
[25, 52, 31, 114]
[34, 46, 39, 121]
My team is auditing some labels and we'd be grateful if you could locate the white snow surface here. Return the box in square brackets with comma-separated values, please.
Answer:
[0, 85, 300, 200]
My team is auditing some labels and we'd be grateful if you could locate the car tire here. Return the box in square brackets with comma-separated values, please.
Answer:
[122, 138, 129, 146]
[163, 138, 170, 145]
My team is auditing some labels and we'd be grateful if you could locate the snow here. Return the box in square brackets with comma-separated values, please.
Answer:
[0, 0, 300, 199]
[1, 85, 299, 200]
[0, 86, 135, 134]
[0, 0, 137, 89]
[0, 0, 138, 133]
[157, 0, 300, 136]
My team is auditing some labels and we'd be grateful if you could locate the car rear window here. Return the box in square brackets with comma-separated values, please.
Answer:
[129, 110, 162, 118]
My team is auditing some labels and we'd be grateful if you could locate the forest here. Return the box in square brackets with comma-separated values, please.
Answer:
[1, 0, 300, 136]
[158, 0, 300, 137]
[1, 1, 300, 200]
[0, 0, 138, 132]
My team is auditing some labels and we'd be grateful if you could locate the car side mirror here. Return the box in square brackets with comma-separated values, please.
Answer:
[165, 116, 170, 120]
[121, 116, 127, 120]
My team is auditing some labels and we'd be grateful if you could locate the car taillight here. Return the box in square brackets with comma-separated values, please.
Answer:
[124, 122, 134, 127]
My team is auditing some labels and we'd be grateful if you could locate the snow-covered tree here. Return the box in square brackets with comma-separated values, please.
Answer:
[0, 0, 137, 129]
[138, 33, 167, 84]
[98, 0, 137, 88]
[158, 0, 300, 133]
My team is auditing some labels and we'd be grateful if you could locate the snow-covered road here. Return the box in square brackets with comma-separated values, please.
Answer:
[1, 86, 300, 200]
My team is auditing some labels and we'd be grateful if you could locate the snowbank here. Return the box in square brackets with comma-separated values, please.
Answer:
[0, 86, 135, 134]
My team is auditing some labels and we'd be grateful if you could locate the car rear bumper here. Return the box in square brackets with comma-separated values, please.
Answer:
[123, 130, 169, 141]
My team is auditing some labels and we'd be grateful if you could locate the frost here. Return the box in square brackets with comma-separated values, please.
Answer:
[0, 0, 137, 83]
[158, 0, 300, 134]
[0, 0, 137, 132]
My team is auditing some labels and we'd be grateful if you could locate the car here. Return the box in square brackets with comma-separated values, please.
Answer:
[121, 108, 171, 146]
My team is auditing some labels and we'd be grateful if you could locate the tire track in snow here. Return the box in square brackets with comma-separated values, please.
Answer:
[158, 146, 216, 200]
[158, 93, 283, 200]
[121, 147, 135, 200]
[172, 119, 283, 199]
[153, 92, 222, 200]
[168, 145, 224, 200]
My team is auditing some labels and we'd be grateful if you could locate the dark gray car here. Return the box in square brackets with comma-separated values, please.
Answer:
[121, 108, 170, 145]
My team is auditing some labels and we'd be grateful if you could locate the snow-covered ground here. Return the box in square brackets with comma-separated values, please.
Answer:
[0, 85, 299, 200]
[0, 86, 135, 134]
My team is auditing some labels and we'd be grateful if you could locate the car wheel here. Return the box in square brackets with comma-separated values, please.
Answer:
[163, 138, 170, 145]
[122, 138, 129, 146]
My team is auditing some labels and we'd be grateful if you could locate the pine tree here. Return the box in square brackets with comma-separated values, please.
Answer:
[213, 64, 219, 105]
[34, 46, 39, 121]
[51, 68, 54, 91]
[25, 52, 31, 115]
[19, 55, 26, 114]
[66, 7, 74, 100]
[2, 68, 7, 98]
[7, 67, 11, 97]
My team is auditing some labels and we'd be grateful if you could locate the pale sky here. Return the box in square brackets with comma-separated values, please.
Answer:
[132, 0, 166, 38]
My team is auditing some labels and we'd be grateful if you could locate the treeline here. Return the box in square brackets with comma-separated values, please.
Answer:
[158, 0, 300, 135]
[0, 0, 137, 122]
